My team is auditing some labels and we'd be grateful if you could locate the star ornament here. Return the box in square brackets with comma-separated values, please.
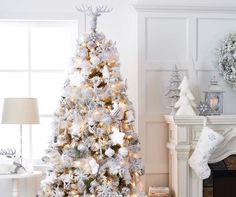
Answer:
[109, 130, 125, 146]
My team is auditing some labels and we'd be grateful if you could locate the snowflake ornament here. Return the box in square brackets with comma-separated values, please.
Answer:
[197, 102, 211, 116]
[74, 169, 87, 182]
[96, 184, 113, 197]
[108, 161, 121, 175]
[130, 158, 145, 175]
[89, 32, 97, 42]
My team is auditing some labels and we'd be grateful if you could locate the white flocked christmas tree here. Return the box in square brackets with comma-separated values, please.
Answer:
[39, 6, 145, 197]
[175, 76, 196, 116]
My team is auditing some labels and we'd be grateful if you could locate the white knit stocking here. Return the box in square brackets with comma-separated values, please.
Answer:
[188, 126, 224, 179]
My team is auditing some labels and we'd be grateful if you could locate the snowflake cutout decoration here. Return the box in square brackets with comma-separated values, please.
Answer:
[197, 102, 211, 116]
[96, 184, 113, 197]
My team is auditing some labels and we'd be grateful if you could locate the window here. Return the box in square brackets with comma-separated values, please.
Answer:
[0, 21, 78, 162]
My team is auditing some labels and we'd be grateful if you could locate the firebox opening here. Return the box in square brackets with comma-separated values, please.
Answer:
[213, 170, 236, 197]
[203, 155, 236, 197]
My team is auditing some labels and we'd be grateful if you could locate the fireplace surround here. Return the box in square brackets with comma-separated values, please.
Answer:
[164, 115, 236, 197]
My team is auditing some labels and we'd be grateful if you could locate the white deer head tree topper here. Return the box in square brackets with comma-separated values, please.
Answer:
[76, 5, 113, 31]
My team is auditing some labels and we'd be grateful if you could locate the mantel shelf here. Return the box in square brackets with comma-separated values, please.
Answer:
[164, 115, 236, 125]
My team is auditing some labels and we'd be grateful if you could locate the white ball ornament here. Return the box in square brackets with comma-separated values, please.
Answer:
[101, 114, 112, 125]
[77, 144, 87, 152]
[93, 110, 103, 122]
[118, 147, 128, 157]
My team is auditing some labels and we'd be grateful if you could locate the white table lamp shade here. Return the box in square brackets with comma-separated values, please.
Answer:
[1, 98, 40, 124]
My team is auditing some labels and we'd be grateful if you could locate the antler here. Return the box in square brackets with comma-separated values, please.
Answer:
[76, 5, 113, 30]
[96, 6, 113, 14]
[76, 5, 112, 15]
[0, 148, 16, 158]
[76, 5, 92, 14]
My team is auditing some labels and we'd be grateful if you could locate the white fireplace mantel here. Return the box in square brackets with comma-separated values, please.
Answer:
[164, 115, 236, 197]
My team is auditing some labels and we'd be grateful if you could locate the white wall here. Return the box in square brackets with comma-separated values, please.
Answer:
[136, 0, 236, 193]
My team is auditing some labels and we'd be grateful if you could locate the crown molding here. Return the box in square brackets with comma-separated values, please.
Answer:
[133, 2, 236, 13]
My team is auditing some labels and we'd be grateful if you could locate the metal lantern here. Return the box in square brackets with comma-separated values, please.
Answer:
[204, 76, 225, 115]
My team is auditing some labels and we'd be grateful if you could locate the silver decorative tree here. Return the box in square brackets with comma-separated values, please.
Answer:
[39, 5, 145, 197]
[165, 65, 182, 115]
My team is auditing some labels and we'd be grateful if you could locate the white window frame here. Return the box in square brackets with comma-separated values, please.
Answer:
[0, 20, 80, 164]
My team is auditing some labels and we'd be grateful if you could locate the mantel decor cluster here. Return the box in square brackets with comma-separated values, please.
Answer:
[164, 115, 236, 197]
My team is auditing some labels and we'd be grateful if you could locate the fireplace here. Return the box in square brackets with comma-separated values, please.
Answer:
[204, 155, 236, 197]
[164, 115, 236, 197]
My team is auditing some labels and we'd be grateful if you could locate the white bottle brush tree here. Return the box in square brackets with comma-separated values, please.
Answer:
[175, 76, 196, 116]
[165, 65, 182, 115]
[39, 5, 145, 197]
